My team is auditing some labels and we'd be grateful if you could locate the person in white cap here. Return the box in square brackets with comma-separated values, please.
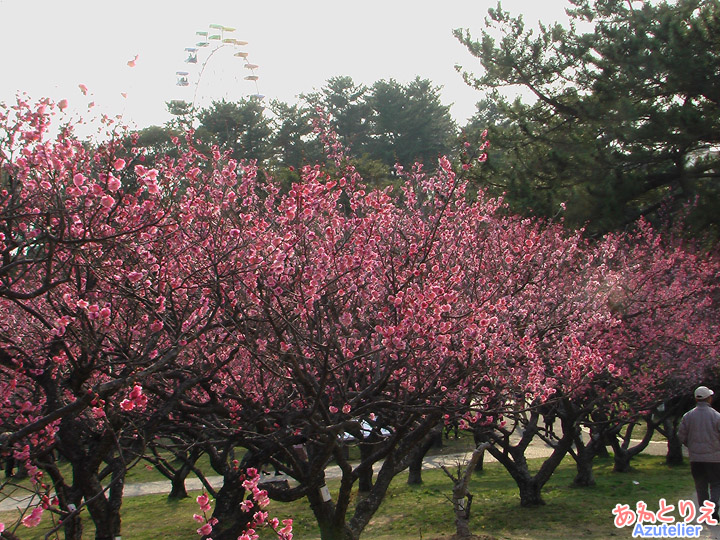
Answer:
[679, 386, 720, 519]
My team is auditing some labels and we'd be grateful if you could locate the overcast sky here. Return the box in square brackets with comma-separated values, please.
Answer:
[0, 0, 571, 129]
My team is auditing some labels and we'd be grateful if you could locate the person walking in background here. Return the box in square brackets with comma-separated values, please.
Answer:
[679, 386, 720, 519]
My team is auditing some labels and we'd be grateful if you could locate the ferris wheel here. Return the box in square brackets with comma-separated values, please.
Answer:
[171, 24, 263, 114]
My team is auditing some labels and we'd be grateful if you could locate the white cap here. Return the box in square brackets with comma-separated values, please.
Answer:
[695, 386, 714, 400]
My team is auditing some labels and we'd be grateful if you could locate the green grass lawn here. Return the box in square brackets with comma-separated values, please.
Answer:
[1, 453, 696, 540]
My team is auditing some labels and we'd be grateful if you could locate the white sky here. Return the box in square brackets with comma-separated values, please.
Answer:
[0, 0, 571, 129]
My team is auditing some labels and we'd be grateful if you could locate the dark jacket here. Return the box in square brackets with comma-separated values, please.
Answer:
[678, 401, 720, 462]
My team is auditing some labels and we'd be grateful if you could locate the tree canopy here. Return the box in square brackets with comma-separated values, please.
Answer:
[303, 76, 456, 172]
[455, 0, 720, 239]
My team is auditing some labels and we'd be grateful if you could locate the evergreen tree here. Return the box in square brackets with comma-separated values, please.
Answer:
[456, 0, 720, 239]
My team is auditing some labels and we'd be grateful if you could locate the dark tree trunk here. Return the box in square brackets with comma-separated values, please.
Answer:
[517, 477, 546, 507]
[168, 474, 189, 500]
[474, 447, 485, 474]
[407, 457, 424, 485]
[407, 427, 441, 485]
[595, 441, 610, 458]
[7, 460, 28, 479]
[40, 454, 85, 540]
[80, 471, 122, 540]
[208, 472, 252, 540]
[306, 484, 356, 540]
[665, 416, 684, 466]
[589, 425, 610, 458]
[612, 446, 632, 472]
[166, 452, 198, 500]
[573, 449, 596, 487]
[62, 514, 84, 540]
[609, 419, 656, 473]
[571, 432, 600, 487]
[357, 442, 374, 493]
[65, 450, 123, 540]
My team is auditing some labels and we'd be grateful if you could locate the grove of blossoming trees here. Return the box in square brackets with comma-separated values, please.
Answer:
[1, 98, 719, 540]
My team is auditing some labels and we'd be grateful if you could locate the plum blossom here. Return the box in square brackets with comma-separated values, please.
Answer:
[108, 175, 121, 192]
[196, 522, 212, 536]
[197, 493, 212, 513]
[22, 507, 43, 527]
[120, 399, 134, 411]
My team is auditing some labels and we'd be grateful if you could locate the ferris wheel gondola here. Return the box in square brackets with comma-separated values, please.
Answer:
[176, 71, 190, 86]
[185, 48, 198, 63]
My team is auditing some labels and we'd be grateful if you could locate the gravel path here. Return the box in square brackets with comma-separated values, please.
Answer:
[0, 438, 672, 512]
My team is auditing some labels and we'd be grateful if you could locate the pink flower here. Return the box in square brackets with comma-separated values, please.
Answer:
[58, 99, 68, 111]
[120, 399, 134, 411]
[196, 493, 212, 512]
[22, 507, 43, 527]
[127, 271, 143, 283]
[0, 522, 5, 533]
[253, 510, 268, 523]
[108, 176, 121, 192]
[113, 158, 126, 171]
[73, 173, 85, 187]
[342, 404, 351, 414]
[280, 519, 293, 536]
[193, 514, 204, 523]
[78, 84, 88, 95]
[196, 522, 212, 536]
[100, 195, 115, 209]
[240, 500, 254, 512]
[329, 406, 338, 413]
